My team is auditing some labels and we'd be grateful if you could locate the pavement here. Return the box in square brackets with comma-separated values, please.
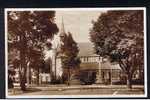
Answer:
[30, 84, 144, 90]
[8, 84, 144, 96]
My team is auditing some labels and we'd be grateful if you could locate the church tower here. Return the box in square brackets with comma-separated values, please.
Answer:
[59, 17, 66, 41]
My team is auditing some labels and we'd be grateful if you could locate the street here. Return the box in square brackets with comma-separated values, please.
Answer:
[8, 84, 144, 96]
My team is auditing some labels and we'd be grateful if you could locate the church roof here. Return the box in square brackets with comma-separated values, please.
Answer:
[78, 42, 98, 57]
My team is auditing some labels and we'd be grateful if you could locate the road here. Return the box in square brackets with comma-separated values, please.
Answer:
[8, 84, 144, 97]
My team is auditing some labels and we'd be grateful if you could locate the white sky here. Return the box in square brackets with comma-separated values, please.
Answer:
[55, 11, 103, 43]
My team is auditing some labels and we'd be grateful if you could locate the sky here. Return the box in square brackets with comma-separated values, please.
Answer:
[55, 11, 104, 43]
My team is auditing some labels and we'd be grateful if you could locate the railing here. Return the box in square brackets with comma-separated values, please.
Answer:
[79, 56, 101, 63]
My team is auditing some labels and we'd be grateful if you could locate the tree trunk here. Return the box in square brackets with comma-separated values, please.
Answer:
[19, 55, 27, 91]
[19, 35, 27, 91]
[126, 74, 132, 89]
[54, 55, 57, 81]
[67, 68, 70, 86]
[49, 58, 52, 83]
[29, 67, 31, 84]
[20, 75, 26, 91]
[20, 67, 27, 91]
[37, 68, 40, 85]
[26, 61, 30, 86]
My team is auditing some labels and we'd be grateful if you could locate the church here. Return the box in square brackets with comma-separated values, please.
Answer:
[39, 17, 123, 85]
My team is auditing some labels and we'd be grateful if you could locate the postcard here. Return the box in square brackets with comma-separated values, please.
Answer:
[5, 7, 147, 98]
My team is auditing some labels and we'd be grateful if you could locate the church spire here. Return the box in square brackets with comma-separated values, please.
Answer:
[60, 16, 66, 37]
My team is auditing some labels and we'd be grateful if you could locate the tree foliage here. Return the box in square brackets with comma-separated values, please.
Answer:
[60, 32, 80, 68]
[8, 11, 59, 90]
[60, 32, 80, 85]
[90, 10, 144, 88]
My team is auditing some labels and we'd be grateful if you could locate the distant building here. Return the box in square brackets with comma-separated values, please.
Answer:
[78, 43, 122, 85]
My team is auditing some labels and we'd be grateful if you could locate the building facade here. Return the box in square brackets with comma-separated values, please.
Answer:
[79, 56, 122, 85]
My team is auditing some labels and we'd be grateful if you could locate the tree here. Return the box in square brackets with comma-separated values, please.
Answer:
[60, 32, 80, 85]
[90, 10, 144, 89]
[8, 11, 59, 90]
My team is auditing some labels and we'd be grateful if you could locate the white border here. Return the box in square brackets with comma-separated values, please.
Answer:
[5, 7, 147, 98]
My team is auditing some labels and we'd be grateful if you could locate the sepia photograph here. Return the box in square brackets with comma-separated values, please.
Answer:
[5, 8, 147, 98]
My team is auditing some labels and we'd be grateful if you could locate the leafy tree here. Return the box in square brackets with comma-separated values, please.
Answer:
[60, 32, 80, 85]
[8, 11, 59, 90]
[90, 10, 144, 88]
